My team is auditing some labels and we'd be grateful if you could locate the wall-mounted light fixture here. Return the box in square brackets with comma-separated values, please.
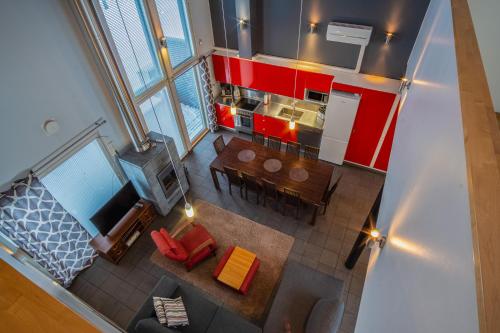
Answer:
[368, 228, 386, 249]
[385, 32, 394, 45]
[399, 77, 411, 92]
[159, 36, 167, 48]
[308, 22, 317, 33]
[238, 18, 249, 29]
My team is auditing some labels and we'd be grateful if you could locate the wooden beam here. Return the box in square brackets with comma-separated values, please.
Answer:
[451, 1, 500, 332]
[0, 259, 100, 333]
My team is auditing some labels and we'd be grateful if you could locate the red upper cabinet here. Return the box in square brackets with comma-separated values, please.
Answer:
[212, 55, 230, 83]
[297, 70, 334, 98]
[211, 55, 333, 99]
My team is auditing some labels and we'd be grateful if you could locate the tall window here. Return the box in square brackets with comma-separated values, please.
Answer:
[95, 0, 207, 156]
[155, 0, 194, 69]
[40, 139, 122, 237]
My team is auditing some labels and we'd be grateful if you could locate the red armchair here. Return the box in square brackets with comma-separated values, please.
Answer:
[151, 222, 217, 271]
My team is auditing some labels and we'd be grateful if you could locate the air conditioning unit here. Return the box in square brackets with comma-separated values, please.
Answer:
[326, 22, 373, 46]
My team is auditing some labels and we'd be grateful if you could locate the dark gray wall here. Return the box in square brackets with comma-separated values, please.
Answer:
[209, 0, 238, 50]
[210, 0, 430, 79]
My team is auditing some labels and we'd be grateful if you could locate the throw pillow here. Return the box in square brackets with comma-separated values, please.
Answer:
[163, 296, 189, 327]
[305, 298, 344, 333]
[153, 297, 168, 325]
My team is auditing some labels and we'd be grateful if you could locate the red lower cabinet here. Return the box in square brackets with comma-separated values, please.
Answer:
[254, 113, 266, 134]
[265, 116, 297, 142]
[253, 114, 297, 142]
[215, 104, 234, 129]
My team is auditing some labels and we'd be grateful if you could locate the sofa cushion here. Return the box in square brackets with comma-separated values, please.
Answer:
[135, 318, 179, 333]
[170, 283, 219, 333]
[206, 307, 262, 333]
[127, 277, 179, 333]
[305, 299, 344, 333]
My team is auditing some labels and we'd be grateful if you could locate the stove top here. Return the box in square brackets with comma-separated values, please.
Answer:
[236, 98, 261, 112]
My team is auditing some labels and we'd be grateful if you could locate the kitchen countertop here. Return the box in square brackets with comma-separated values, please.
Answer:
[215, 95, 324, 132]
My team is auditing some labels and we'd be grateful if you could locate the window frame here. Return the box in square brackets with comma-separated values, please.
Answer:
[92, 0, 208, 157]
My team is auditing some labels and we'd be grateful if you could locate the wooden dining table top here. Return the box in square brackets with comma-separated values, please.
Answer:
[210, 137, 335, 205]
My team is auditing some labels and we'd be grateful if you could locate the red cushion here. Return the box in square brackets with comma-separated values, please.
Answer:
[185, 246, 213, 270]
[239, 258, 260, 295]
[151, 230, 188, 262]
[212, 246, 235, 278]
[159, 228, 179, 250]
[180, 225, 215, 253]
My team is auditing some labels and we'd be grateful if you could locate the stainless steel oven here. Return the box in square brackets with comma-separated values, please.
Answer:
[234, 98, 262, 135]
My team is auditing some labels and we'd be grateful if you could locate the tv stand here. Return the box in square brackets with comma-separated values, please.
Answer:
[90, 199, 156, 264]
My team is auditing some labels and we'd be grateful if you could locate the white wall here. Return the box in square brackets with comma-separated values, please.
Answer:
[0, 0, 130, 187]
[467, 0, 500, 113]
[355, 0, 479, 332]
[187, 0, 215, 57]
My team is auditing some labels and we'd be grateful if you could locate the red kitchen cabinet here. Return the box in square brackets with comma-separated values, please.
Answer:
[212, 55, 324, 99]
[374, 104, 400, 171]
[253, 114, 297, 142]
[342, 86, 397, 167]
[265, 116, 297, 142]
[253, 113, 267, 135]
[215, 103, 234, 129]
[297, 70, 334, 98]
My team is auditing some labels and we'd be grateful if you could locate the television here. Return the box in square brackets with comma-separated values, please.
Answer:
[90, 181, 140, 236]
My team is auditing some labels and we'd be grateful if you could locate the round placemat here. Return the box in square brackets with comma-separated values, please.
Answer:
[289, 167, 309, 182]
[237, 149, 256, 162]
[263, 159, 282, 172]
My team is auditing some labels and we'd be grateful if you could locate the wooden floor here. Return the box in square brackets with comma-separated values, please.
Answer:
[0, 259, 99, 333]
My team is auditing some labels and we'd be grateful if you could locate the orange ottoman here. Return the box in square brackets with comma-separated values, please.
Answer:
[213, 246, 260, 295]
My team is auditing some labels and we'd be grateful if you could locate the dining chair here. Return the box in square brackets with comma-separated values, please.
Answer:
[304, 145, 320, 160]
[241, 172, 262, 204]
[223, 166, 243, 197]
[282, 187, 301, 219]
[268, 136, 282, 152]
[252, 132, 265, 146]
[213, 135, 226, 155]
[262, 178, 279, 209]
[286, 141, 301, 157]
[320, 174, 343, 215]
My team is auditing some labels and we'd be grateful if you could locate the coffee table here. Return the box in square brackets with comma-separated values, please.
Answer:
[213, 246, 260, 295]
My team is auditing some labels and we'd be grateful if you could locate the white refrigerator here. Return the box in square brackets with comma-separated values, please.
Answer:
[319, 90, 361, 164]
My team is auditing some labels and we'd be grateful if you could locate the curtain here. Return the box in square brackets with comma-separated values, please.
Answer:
[200, 56, 218, 132]
[0, 174, 97, 287]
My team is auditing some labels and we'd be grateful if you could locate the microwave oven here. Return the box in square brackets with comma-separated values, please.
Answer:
[304, 89, 329, 104]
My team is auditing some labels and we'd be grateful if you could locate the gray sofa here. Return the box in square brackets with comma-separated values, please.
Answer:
[263, 260, 345, 333]
[127, 260, 344, 333]
[127, 276, 261, 333]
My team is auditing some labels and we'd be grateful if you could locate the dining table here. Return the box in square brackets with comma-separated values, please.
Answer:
[209, 137, 335, 225]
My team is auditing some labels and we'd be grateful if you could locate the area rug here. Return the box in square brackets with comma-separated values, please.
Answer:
[150, 200, 294, 322]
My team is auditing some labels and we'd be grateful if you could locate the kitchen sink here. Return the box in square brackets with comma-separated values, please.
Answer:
[279, 107, 303, 120]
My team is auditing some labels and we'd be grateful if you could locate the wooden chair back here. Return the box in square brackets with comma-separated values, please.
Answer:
[283, 187, 301, 206]
[213, 135, 225, 155]
[286, 141, 301, 157]
[252, 132, 265, 145]
[268, 136, 282, 152]
[223, 166, 241, 185]
[262, 178, 278, 198]
[241, 172, 260, 191]
[304, 145, 320, 160]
